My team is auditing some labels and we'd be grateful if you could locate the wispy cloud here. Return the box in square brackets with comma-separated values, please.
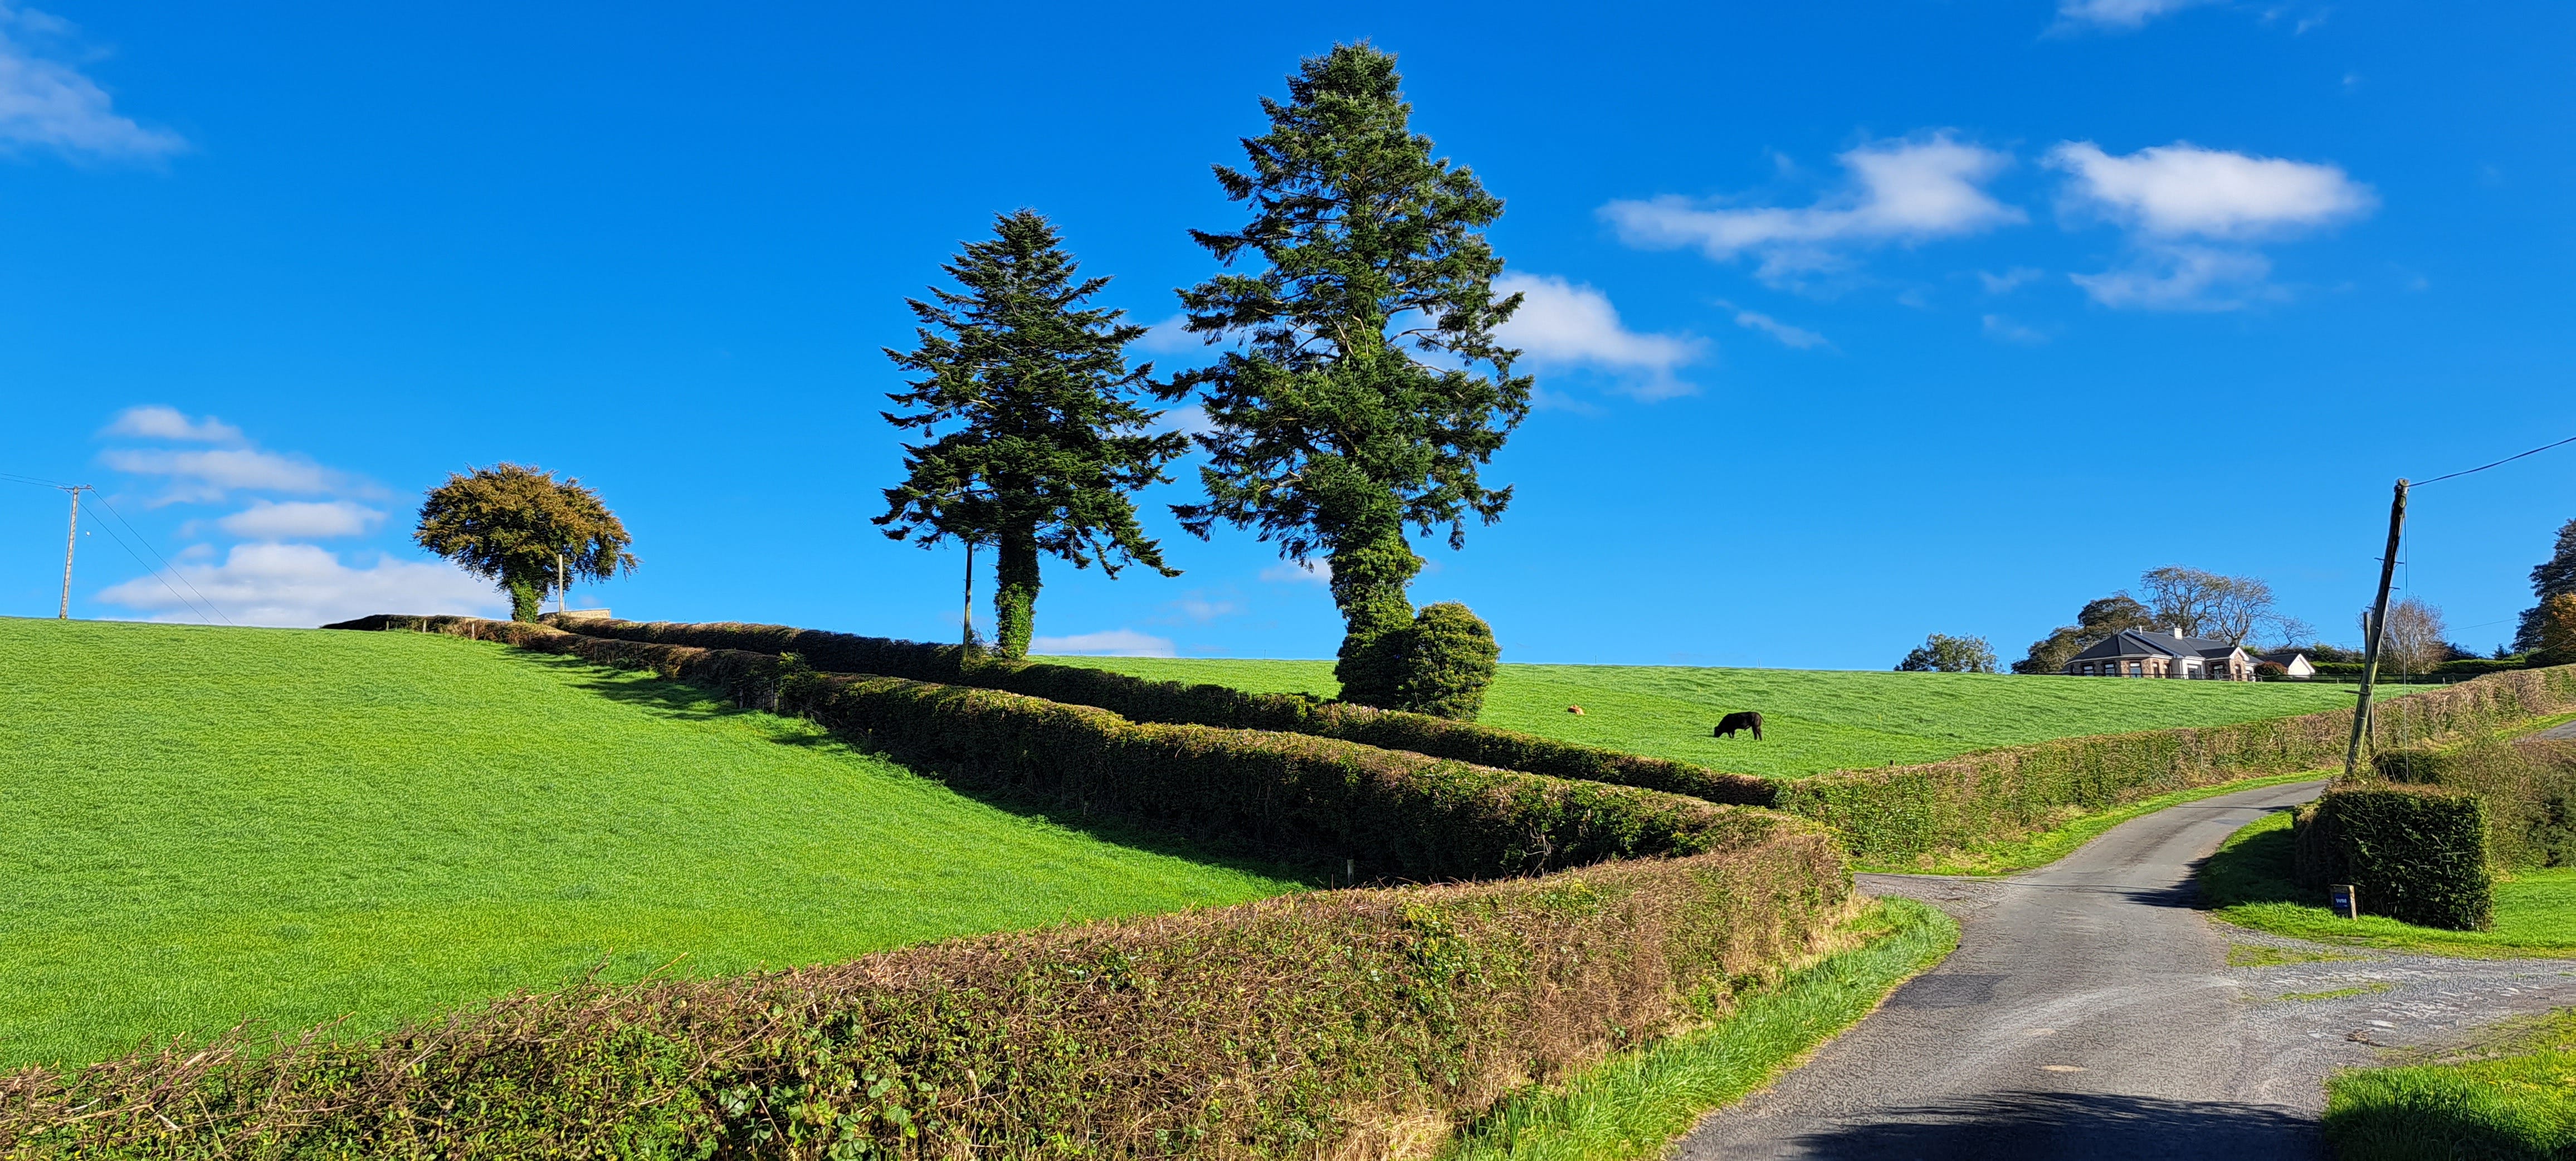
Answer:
[1494, 272, 1706, 401]
[1977, 267, 2046, 295]
[104, 405, 241, 444]
[2050, 141, 2373, 310]
[0, 4, 185, 160]
[1261, 558, 1330, 586]
[2051, 0, 2214, 32]
[97, 543, 498, 627]
[102, 447, 350, 503]
[1729, 308, 1829, 350]
[1133, 313, 1205, 355]
[1602, 134, 2022, 285]
[1980, 314, 2052, 344]
[1028, 628, 1177, 657]
[217, 499, 385, 540]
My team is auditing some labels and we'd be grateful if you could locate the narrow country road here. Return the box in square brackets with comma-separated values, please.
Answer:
[1678, 780, 2576, 1160]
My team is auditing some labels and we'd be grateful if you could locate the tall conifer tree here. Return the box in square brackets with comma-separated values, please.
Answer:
[1168, 43, 1528, 706]
[878, 211, 1185, 658]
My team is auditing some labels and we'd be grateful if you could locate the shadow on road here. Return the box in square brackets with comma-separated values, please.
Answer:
[1785, 1092, 2320, 1160]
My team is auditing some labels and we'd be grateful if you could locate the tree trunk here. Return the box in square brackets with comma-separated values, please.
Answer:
[993, 524, 1041, 660]
[1328, 521, 1421, 707]
[508, 578, 544, 623]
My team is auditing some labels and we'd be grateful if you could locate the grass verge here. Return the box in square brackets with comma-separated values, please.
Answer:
[2199, 811, 2576, 958]
[1440, 897, 1958, 1161]
[2324, 1007, 2576, 1160]
[1868, 768, 2332, 876]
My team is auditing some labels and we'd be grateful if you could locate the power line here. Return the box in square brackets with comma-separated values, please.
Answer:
[89, 491, 237, 626]
[2414, 433, 2576, 486]
[77, 504, 228, 625]
[0, 471, 70, 489]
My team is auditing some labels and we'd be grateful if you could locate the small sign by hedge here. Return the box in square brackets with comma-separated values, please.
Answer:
[2294, 786, 2493, 930]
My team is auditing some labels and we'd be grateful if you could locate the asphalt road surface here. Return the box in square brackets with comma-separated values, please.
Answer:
[1677, 779, 2576, 1160]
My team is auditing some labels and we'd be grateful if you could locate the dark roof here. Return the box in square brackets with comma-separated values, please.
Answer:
[2066, 630, 2245, 664]
[2257, 648, 2311, 664]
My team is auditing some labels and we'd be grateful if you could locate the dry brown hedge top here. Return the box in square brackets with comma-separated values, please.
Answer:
[0, 831, 1848, 1159]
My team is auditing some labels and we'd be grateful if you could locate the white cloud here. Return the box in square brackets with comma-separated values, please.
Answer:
[2048, 142, 2375, 238]
[1980, 314, 2051, 344]
[2050, 142, 2372, 310]
[1152, 402, 1216, 437]
[2068, 245, 2279, 311]
[104, 405, 242, 444]
[1494, 272, 1706, 401]
[0, 5, 184, 159]
[217, 499, 385, 540]
[1730, 309, 1828, 350]
[1261, 558, 1330, 586]
[1028, 628, 1176, 658]
[1602, 135, 2022, 283]
[2053, 0, 2213, 31]
[1165, 594, 1243, 623]
[97, 543, 501, 627]
[101, 447, 348, 503]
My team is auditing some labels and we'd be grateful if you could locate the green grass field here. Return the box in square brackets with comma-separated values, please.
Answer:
[0, 619, 1293, 1067]
[2200, 811, 2576, 957]
[1047, 657, 2365, 779]
[2324, 1007, 2576, 1160]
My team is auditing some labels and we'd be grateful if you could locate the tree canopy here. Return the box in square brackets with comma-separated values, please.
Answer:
[414, 464, 636, 622]
[2011, 594, 2157, 674]
[877, 209, 1185, 658]
[1167, 42, 1527, 706]
[2515, 518, 2576, 653]
[1899, 633, 1998, 673]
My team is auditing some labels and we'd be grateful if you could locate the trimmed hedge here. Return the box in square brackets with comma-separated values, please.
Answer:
[334, 616, 2576, 869]
[523, 616, 1777, 806]
[1777, 666, 2576, 865]
[2376, 735, 2576, 869]
[329, 616, 1792, 882]
[0, 836, 1850, 1159]
[2293, 786, 2494, 930]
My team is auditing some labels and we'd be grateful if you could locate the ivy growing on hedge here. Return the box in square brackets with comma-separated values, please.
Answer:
[0, 837, 1850, 1158]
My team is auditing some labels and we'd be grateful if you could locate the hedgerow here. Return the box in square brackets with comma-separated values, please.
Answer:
[2375, 735, 2576, 869]
[328, 616, 1783, 880]
[0, 836, 1850, 1159]
[1775, 666, 2576, 865]
[519, 616, 1777, 806]
[2293, 785, 2494, 930]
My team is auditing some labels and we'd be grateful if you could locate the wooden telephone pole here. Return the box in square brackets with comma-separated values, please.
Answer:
[2343, 479, 2409, 778]
[57, 485, 90, 619]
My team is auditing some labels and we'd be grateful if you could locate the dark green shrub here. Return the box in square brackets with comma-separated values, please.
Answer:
[0, 836, 1848, 1159]
[1393, 602, 1499, 720]
[329, 616, 1787, 881]
[2294, 786, 2492, 930]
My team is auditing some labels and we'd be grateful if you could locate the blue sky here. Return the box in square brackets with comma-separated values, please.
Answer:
[1, 1, 2569, 667]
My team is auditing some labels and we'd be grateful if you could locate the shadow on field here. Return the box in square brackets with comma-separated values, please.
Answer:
[516, 651, 1324, 887]
[1785, 1092, 2320, 1160]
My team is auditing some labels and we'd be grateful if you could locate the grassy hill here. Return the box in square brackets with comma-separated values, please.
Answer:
[1043, 657, 2366, 779]
[0, 619, 1292, 1067]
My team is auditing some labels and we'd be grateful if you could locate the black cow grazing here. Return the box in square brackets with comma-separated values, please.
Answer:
[1714, 711, 1764, 740]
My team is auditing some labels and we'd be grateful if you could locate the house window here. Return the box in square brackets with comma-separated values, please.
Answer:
[2127, 662, 2142, 676]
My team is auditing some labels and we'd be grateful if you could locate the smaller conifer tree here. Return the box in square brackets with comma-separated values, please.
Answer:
[877, 211, 1187, 658]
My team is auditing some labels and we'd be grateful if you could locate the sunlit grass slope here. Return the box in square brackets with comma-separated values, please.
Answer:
[1042, 657, 2363, 779]
[0, 619, 1292, 1067]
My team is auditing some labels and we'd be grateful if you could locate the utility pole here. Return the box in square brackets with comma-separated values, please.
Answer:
[57, 485, 89, 619]
[557, 551, 568, 616]
[2344, 479, 2409, 778]
[962, 540, 975, 648]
